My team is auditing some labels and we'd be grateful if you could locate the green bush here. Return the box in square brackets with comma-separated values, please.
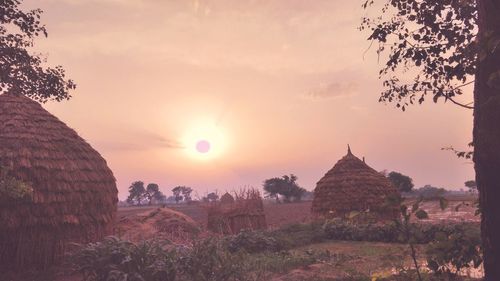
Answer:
[322, 219, 480, 244]
[178, 238, 248, 281]
[426, 224, 482, 276]
[72, 237, 256, 281]
[71, 236, 177, 281]
[226, 229, 280, 253]
[269, 221, 327, 250]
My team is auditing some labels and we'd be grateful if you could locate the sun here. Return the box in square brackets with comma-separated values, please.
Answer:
[181, 120, 226, 160]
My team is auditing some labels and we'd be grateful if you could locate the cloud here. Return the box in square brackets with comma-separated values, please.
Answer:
[93, 130, 184, 152]
[306, 81, 359, 100]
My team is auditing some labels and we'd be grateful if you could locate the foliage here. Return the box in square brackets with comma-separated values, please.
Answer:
[127, 181, 146, 205]
[426, 224, 482, 277]
[387, 171, 414, 192]
[0, 167, 33, 202]
[172, 186, 193, 203]
[360, 0, 477, 111]
[464, 180, 477, 193]
[178, 238, 249, 281]
[323, 219, 479, 245]
[127, 182, 165, 205]
[71, 236, 177, 281]
[410, 185, 447, 200]
[263, 174, 307, 203]
[226, 229, 280, 253]
[203, 192, 219, 202]
[0, 0, 76, 102]
[145, 183, 165, 205]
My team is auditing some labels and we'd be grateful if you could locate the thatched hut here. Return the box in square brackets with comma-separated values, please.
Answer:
[220, 192, 235, 204]
[207, 189, 266, 234]
[0, 93, 118, 269]
[311, 146, 399, 220]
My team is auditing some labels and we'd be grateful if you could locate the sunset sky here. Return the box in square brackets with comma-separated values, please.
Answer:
[24, 0, 474, 200]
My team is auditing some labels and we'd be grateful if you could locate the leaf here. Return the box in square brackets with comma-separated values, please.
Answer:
[415, 209, 429, 219]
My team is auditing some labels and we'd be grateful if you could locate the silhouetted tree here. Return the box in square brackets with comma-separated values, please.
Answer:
[171, 186, 193, 203]
[263, 174, 306, 203]
[206, 192, 219, 202]
[144, 183, 165, 205]
[388, 171, 414, 193]
[172, 186, 183, 203]
[465, 180, 478, 193]
[362, 0, 500, 277]
[126, 181, 145, 205]
[1, 0, 75, 101]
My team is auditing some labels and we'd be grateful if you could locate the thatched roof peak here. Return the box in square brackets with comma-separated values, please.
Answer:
[311, 147, 399, 219]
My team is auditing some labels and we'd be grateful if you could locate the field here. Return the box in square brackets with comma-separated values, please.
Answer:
[117, 197, 480, 229]
[3, 197, 480, 281]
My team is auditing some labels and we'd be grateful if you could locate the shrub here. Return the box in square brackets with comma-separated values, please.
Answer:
[426, 224, 483, 276]
[178, 238, 248, 281]
[71, 236, 177, 281]
[322, 219, 480, 245]
[226, 229, 280, 253]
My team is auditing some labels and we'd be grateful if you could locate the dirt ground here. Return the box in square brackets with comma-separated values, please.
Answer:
[117, 198, 479, 230]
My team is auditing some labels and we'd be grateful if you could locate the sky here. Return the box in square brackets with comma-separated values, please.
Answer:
[22, 0, 475, 200]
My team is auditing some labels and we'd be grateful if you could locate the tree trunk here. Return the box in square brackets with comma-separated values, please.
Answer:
[474, 0, 500, 279]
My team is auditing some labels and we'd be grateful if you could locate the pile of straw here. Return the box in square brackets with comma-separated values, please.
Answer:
[311, 146, 400, 220]
[0, 93, 118, 270]
[206, 189, 267, 235]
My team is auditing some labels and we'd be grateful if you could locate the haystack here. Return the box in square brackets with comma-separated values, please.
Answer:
[115, 208, 200, 243]
[0, 93, 118, 269]
[207, 189, 266, 234]
[220, 192, 235, 204]
[311, 146, 399, 220]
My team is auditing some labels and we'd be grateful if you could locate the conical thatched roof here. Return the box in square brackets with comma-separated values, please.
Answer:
[0, 93, 118, 269]
[311, 146, 399, 219]
[220, 192, 235, 204]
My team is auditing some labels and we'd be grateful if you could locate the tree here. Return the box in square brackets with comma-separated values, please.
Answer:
[361, 0, 500, 277]
[126, 181, 145, 205]
[171, 186, 193, 203]
[388, 171, 415, 192]
[1, 0, 75, 102]
[172, 186, 183, 203]
[182, 186, 193, 202]
[144, 183, 165, 205]
[465, 180, 478, 193]
[206, 192, 219, 202]
[263, 174, 306, 203]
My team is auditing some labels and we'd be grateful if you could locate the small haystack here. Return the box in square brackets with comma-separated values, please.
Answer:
[207, 189, 266, 234]
[220, 192, 235, 204]
[115, 208, 200, 243]
[0, 93, 118, 269]
[311, 146, 399, 220]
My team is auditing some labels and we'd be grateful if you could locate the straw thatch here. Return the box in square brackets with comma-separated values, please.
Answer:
[115, 208, 200, 243]
[311, 146, 400, 220]
[206, 189, 266, 234]
[0, 93, 118, 269]
[220, 192, 235, 204]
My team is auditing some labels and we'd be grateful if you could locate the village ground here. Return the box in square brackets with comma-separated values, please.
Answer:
[118, 196, 480, 229]
[5, 197, 481, 281]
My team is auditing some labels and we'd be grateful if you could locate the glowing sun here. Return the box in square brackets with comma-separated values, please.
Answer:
[196, 140, 211, 153]
[182, 120, 227, 159]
